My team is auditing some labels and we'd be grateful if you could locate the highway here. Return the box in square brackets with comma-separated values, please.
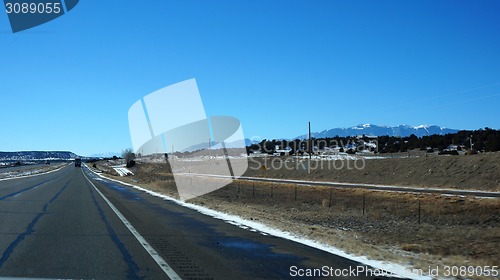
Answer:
[0, 165, 402, 279]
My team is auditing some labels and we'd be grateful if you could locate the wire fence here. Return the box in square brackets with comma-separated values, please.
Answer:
[184, 176, 498, 227]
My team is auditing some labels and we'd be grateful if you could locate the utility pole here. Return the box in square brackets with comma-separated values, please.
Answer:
[208, 138, 211, 159]
[308, 121, 311, 174]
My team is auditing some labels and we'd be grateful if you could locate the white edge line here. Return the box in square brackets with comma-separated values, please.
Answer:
[0, 163, 70, 182]
[81, 165, 182, 280]
[85, 166, 431, 280]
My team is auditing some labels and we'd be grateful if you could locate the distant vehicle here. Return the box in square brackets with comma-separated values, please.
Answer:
[74, 158, 81, 167]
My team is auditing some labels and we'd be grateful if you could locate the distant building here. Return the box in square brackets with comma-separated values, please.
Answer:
[446, 145, 458, 151]
[274, 145, 292, 156]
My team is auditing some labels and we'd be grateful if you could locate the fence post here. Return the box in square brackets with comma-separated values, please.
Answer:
[294, 185, 297, 201]
[237, 180, 240, 195]
[328, 188, 332, 208]
[362, 192, 366, 215]
[418, 198, 421, 224]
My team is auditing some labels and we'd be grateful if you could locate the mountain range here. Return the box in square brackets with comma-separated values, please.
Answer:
[0, 151, 80, 161]
[0, 125, 460, 160]
[296, 124, 458, 139]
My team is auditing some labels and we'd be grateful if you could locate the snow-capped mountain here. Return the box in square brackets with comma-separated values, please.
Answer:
[296, 124, 458, 139]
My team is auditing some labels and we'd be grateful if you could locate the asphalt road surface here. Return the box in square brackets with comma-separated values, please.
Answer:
[0, 165, 403, 279]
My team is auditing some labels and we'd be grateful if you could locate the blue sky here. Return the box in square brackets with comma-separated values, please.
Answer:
[1, 0, 499, 156]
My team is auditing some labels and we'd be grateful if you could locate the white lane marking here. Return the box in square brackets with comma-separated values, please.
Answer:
[81, 167, 182, 280]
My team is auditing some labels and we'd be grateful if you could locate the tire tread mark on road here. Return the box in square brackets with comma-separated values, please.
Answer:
[84, 179, 142, 280]
[0, 168, 73, 201]
[0, 180, 71, 269]
[147, 237, 213, 280]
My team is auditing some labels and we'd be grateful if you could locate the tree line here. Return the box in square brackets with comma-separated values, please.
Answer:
[247, 128, 500, 154]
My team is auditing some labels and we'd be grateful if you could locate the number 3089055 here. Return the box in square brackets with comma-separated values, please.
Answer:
[5, 2, 62, 14]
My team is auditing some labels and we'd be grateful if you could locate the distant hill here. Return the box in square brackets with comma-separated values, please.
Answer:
[296, 124, 459, 139]
[0, 151, 80, 161]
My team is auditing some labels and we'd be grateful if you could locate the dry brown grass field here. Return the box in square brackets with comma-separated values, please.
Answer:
[243, 152, 500, 192]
